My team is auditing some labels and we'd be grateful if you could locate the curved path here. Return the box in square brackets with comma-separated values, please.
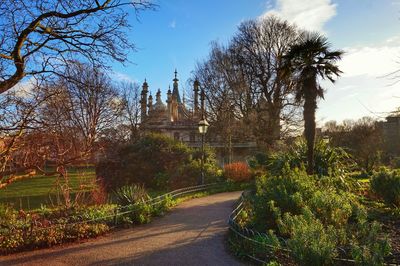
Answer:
[0, 191, 245, 266]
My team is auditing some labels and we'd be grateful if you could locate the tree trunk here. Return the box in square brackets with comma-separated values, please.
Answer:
[303, 79, 317, 175]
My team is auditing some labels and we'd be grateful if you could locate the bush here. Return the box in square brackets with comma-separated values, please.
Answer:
[114, 184, 150, 206]
[224, 162, 252, 182]
[371, 168, 400, 206]
[350, 221, 391, 266]
[256, 167, 315, 215]
[279, 210, 338, 266]
[97, 133, 220, 190]
[0, 204, 113, 254]
[264, 139, 351, 177]
[234, 165, 391, 264]
[308, 190, 353, 227]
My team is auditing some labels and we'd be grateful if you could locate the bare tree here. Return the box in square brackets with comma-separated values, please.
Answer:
[324, 117, 383, 172]
[194, 16, 302, 148]
[0, 84, 53, 188]
[119, 81, 141, 141]
[0, 0, 154, 94]
[0, 62, 122, 188]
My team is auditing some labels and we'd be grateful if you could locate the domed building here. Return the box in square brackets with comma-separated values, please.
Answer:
[140, 70, 204, 143]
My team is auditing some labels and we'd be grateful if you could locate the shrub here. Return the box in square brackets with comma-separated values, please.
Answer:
[350, 221, 391, 266]
[371, 168, 400, 206]
[308, 190, 353, 227]
[97, 133, 220, 190]
[234, 152, 392, 265]
[257, 167, 315, 214]
[0, 204, 112, 254]
[267, 139, 351, 177]
[123, 202, 153, 224]
[224, 162, 252, 182]
[152, 195, 176, 216]
[279, 210, 338, 266]
[114, 184, 150, 206]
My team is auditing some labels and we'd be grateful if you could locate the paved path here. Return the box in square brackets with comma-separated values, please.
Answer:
[0, 191, 245, 266]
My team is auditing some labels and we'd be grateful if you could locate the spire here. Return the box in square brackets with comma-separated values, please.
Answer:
[148, 92, 153, 112]
[156, 88, 162, 103]
[140, 79, 149, 122]
[172, 70, 181, 103]
[142, 78, 148, 94]
[193, 79, 200, 116]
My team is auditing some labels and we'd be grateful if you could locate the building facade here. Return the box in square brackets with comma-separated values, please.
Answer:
[380, 115, 400, 156]
[140, 70, 204, 143]
[139, 71, 257, 165]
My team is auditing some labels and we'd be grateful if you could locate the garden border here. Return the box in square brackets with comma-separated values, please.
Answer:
[227, 191, 399, 266]
[21, 182, 224, 234]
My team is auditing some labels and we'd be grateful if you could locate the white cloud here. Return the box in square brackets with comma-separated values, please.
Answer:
[317, 35, 400, 123]
[341, 44, 400, 78]
[318, 75, 400, 124]
[261, 0, 337, 33]
[169, 20, 176, 29]
[111, 72, 137, 83]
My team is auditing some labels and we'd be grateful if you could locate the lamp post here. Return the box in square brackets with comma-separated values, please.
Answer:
[198, 118, 209, 185]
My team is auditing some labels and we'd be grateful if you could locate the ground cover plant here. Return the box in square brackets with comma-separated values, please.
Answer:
[0, 179, 250, 255]
[230, 140, 396, 265]
[0, 183, 177, 254]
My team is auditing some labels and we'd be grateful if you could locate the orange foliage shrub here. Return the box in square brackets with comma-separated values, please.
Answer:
[224, 162, 251, 182]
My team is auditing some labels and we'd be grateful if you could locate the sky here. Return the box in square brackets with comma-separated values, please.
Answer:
[112, 0, 400, 125]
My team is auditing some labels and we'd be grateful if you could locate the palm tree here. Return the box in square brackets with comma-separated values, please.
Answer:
[283, 33, 343, 174]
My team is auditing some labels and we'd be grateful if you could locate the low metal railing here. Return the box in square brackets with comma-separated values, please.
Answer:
[26, 182, 224, 233]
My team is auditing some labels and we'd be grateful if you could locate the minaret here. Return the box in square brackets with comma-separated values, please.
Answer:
[140, 79, 148, 122]
[193, 79, 200, 117]
[171, 70, 181, 121]
[172, 69, 181, 103]
[172, 87, 178, 122]
[167, 86, 172, 121]
[200, 87, 205, 119]
[148, 93, 153, 113]
[156, 89, 162, 104]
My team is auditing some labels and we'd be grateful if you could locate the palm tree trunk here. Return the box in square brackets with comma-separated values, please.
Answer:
[303, 79, 317, 175]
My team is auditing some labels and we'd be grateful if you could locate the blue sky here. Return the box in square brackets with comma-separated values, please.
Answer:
[112, 0, 400, 124]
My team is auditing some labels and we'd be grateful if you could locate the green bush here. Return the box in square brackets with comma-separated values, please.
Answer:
[234, 166, 391, 264]
[350, 221, 391, 266]
[308, 190, 353, 227]
[152, 195, 176, 216]
[114, 184, 150, 206]
[255, 167, 315, 218]
[97, 133, 220, 190]
[259, 139, 351, 177]
[371, 168, 400, 206]
[279, 210, 338, 266]
[0, 204, 112, 254]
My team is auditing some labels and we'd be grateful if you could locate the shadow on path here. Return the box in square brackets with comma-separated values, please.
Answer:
[0, 191, 245, 266]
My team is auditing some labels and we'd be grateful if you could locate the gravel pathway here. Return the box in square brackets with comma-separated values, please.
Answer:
[0, 191, 246, 266]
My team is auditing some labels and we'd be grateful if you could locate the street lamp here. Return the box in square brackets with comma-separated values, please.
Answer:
[198, 118, 209, 185]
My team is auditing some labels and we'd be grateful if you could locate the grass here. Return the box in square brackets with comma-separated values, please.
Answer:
[0, 166, 96, 209]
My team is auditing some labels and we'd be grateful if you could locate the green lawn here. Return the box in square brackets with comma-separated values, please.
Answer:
[0, 167, 96, 210]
